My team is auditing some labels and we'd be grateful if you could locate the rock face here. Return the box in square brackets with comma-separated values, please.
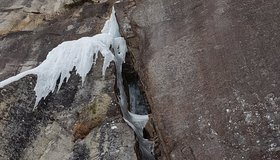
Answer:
[0, 0, 74, 35]
[2, 0, 280, 160]
[129, 0, 280, 159]
[0, 1, 138, 160]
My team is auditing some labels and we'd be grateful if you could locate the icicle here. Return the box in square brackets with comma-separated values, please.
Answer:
[0, 11, 119, 108]
[101, 6, 121, 38]
[0, 7, 155, 159]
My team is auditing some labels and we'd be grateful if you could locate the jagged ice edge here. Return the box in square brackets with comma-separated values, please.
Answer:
[0, 7, 122, 108]
[0, 7, 154, 157]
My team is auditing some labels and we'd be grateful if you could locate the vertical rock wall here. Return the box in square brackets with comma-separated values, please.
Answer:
[0, 1, 137, 159]
[129, 0, 280, 159]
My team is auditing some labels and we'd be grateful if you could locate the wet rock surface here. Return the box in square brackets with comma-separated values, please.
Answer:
[0, 1, 137, 160]
[129, 0, 280, 159]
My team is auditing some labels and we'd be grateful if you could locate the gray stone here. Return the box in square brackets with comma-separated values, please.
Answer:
[129, 0, 280, 159]
[0, 1, 137, 160]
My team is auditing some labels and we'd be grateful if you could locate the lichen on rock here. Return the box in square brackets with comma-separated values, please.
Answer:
[73, 94, 111, 140]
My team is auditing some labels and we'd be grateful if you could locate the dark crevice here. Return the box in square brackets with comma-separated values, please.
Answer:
[116, 51, 159, 160]
[143, 127, 152, 139]
[122, 55, 151, 115]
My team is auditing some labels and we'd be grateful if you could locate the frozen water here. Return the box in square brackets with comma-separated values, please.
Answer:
[0, 7, 120, 108]
[0, 6, 154, 159]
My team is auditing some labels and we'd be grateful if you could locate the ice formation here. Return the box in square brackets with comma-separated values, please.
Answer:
[0, 7, 154, 159]
[115, 51, 155, 159]
[0, 8, 120, 107]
